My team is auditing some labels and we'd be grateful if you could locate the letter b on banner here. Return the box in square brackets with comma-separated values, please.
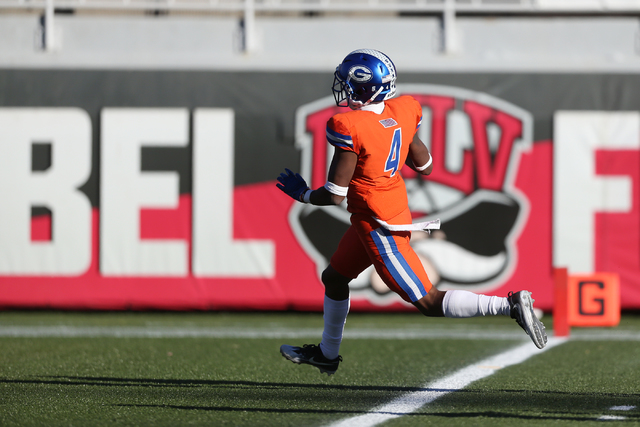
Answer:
[567, 273, 620, 327]
[0, 108, 92, 275]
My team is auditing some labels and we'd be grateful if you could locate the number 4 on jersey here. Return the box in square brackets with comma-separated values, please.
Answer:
[385, 128, 402, 177]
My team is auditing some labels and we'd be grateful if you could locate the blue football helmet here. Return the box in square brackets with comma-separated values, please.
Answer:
[332, 49, 397, 108]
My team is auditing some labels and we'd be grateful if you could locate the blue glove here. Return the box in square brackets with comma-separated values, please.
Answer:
[276, 168, 310, 202]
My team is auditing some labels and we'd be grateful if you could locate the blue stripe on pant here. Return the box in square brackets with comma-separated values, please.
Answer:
[369, 227, 427, 302]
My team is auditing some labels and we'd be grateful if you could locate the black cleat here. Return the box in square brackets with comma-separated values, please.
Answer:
[280, 344, 342, 375]
[508, 290, 548, 349]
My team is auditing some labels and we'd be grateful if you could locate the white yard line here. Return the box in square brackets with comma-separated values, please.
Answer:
[598, 405, 637, 421]
[0, 326, 529, 339]
[609, 406, 636, 411]
[0, 326, 637, 341]
[598, 415, 626, 421]
[326, 337, 567, 427]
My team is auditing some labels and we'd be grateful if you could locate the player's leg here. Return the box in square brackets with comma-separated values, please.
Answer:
[358, 219, 511, 320]
[322, 263, 350, 301]
[413, 287, 510, 318]
[317, 225, 372, 361]
[414, 287, 547, 349]
[318, 265, 351, 361]
[354, 214, 434, 304]
[354, 213, 547, 349]
[280, 225, 371, 375]
[280, 264, 351, 374]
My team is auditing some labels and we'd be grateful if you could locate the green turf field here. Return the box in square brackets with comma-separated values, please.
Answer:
[0, 311, 639, 426]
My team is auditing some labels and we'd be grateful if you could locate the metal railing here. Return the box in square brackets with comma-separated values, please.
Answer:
[4, 0, 640, 12]
[3, 0, 640, 53]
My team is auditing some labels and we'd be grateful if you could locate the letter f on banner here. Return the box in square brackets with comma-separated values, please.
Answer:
[0, 108, 92, 275]
[553, 111, 638, 273]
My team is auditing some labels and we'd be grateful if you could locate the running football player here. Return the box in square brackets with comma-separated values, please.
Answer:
[277, 49, 547, 375]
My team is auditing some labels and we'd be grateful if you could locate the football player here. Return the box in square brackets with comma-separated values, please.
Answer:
[277, 49, 546, 375]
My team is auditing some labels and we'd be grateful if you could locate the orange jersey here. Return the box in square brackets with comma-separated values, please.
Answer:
[326, 95, 422, 221]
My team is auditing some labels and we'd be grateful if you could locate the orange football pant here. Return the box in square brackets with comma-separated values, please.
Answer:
[330, 211, 433, 303]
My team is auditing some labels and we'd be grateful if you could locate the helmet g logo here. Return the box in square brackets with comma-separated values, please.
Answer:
[348, 66, 373, 83]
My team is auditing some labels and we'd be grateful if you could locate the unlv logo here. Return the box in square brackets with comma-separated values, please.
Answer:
[292, 84, 533, 304]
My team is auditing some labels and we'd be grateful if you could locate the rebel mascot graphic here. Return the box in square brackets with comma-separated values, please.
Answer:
[292, 84, 533, 304]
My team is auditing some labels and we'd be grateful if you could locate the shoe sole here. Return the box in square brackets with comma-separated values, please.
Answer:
[518, 291, 548, 349]
[280, 346, 337, 376]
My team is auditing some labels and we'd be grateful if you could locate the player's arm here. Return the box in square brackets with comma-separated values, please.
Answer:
[407, 133, 433, 175]
[276, 147, 357, 206]
[312, 147, 357, 205]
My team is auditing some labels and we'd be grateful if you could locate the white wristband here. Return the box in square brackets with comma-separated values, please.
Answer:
[416, 153, 432, 171]
[302, 189, 312, 203]
[324, 181, 349, 197]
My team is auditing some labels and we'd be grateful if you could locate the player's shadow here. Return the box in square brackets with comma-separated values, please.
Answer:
[115, 403, 371, 416]
[39, 376, 429, 392]
[1, 375, 427, 416]
[2, 377, 638, 421]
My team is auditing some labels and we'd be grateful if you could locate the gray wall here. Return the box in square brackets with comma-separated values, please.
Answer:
[1, 14, 639, 72]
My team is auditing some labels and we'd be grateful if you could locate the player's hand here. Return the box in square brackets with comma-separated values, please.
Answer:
[276, 168, 310, 202]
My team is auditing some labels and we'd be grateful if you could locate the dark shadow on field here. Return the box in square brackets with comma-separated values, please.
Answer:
[116, 403, 370, 416]
[3, 376, 429, 392]
[3, 377, 638, 398]
[114, 404, 640, 422]
[2, 377, 638, 421]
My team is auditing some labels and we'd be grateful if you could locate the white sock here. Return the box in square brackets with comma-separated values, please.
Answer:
[442, 289, 511, 318]
[319, 295, 350, 360]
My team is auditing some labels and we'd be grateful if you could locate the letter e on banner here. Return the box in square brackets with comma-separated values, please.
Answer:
[100, 108, 189, 276]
